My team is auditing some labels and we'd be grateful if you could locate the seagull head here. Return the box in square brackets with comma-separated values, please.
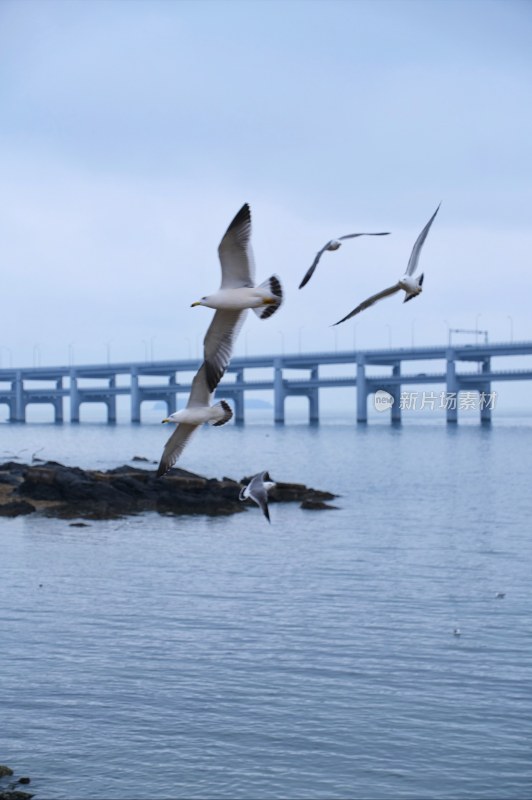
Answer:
[161, 412, 179, 424]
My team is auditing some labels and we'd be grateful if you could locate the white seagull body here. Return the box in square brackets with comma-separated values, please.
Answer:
[299, 231, 390, 289]
[191, 203, 283, 392]
[239, 471, 276, 523]
[333, 204, 440, 326]
[157, 364, 232, 477]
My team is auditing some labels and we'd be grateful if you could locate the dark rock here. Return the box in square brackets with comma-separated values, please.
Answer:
[300, 499, 338, 510]
[0, 501, 36, 517]
[17, 779, 30, 786]
[131, 455, 151, 462]
[69, 522, 91, 527]
[0, 767, 13, 778]
[0, 473, 21, 487]
[0, 791, 34, 800]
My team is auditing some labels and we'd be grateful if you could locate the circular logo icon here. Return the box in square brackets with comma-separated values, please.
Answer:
[374, 390, 394, 412]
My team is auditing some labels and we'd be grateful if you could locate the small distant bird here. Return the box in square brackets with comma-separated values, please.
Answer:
[190, 203, 283, 391]
[157, 364, 232, 477]
[298, 231, 390, 289]
[239, 471, 276, 523]
[453, 627, 461, 637]
[332, 204, 440, 325]
[495, 592, 506, 599]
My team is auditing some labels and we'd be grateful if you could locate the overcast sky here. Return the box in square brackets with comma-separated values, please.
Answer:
[1, 0, 531, 370]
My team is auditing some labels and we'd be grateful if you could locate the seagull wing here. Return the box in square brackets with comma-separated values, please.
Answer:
[186, 363, 212, 408]
[332, 283, 402, 325]
[203, 309, 248, 392]
[248, 472, 271, 523]
[157, 423, 198, 477]
[406, 204, 440, 276]
[337, 232, 390, 240]
[298, 242, 332, 289]
[218, 203, 255, 289]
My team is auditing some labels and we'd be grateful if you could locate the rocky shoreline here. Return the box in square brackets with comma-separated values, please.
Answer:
[0, 460, 338, 521]
[0, 765, 32, 800]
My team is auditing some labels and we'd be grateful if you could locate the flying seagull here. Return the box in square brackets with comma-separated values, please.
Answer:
[157, 364, 233, 477]
[239, 471, 276, 523]
[299, 231, 390, 289]
[191, 203, 283, 392]
[332, 204, 440, 326]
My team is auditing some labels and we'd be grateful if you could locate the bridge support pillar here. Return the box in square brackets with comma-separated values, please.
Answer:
[309, 367, 319, 423]
[233, 370, 245, 423]
[107, 377, 117, 423]
[167, 375, 177, 416]
[446, 351, 458, 424]
[233, 391, 245, 424]
[480, 384, 492, 424]
[274, 358, 285, 424]
[11, 372, 25, 422]
[70, 372, 80, 423]
[356, 359, 367, 423]
[480, 359, 492, 425]
[54, 379, 64, 423]
[131, 368, 140, 423]
[12, 372, 24, 422]
[391, 364, 401, 423]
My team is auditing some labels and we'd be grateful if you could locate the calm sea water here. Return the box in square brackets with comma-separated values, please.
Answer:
[2, 415, 532, 799]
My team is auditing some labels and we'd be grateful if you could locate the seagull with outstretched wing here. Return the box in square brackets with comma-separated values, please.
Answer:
[333, 205, 440, 326]
[299, 231, 390, 289]
[157, 364, 233, 477]
[191, 203, 283, 392]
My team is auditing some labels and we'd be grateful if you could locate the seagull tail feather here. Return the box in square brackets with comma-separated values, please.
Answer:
[253, 274, 283, 319]
[210, 400, 234, 426]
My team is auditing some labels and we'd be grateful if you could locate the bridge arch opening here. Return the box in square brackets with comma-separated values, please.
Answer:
[76, 402, 114, 423]
[0, 401, 11, 422]
[24, 403, 59, 423]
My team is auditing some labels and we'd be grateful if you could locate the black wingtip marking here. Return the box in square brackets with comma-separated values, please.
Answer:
[205, 359, 224, 393]
[269, 275, 282, 299]
[226, 203, 251, 233]
[263, 504, 271, 523]
[220, 399, 232, 416]
[418, 272, 425, 286]
[260, 302, 281, 320]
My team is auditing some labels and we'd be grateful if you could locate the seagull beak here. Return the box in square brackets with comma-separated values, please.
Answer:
[190, 301, 201, 307]
[161, 419, 169, 424]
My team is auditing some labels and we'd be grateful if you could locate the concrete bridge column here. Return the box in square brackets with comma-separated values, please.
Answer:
[70, 371, 80, 423]
[309, 366, 319, 423]
[480, 384, 492, 424]
[167, 374, 177, 416]
[11, 371, 25, 422]
[356, 358, 367, 423]
[131, 368, 140, 423]
[54, 378, 64, 423]
[232, 391, 245, 424]
[233, 370, 245, 424]
[274, 358, 285, 424]
[391, 363, 401, 423]
[446, 350, 458, 424]
[107, 376, 117, 423]
[480, 358, 492, 424]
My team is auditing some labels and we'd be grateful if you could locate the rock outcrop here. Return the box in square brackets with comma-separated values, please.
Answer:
[0, 461, 337, 520]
